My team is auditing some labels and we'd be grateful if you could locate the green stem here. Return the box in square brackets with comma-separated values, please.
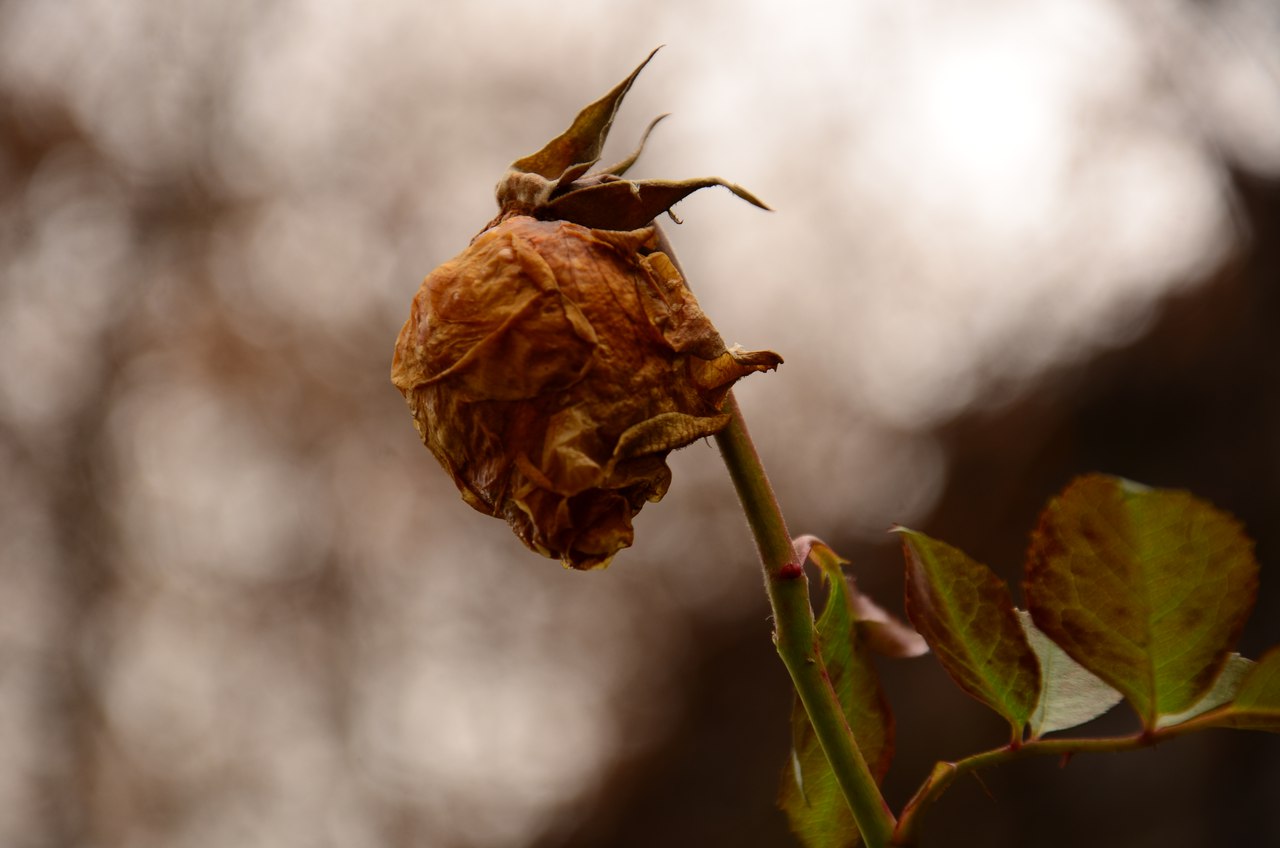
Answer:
[714, 392, 896, 848]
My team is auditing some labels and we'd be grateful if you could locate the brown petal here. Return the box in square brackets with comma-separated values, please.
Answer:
[392, 216, 779, 570]
[393, 223, 598, 401]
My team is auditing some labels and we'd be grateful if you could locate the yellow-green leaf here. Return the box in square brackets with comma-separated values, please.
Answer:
[1024, 474, 1258, 729]
[897, 529, 1041, 740]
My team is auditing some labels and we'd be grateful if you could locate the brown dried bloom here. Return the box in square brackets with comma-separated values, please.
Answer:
[391, 49, 781, 569]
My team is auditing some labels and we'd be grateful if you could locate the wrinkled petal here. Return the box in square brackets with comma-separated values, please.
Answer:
[393, 216, 780, 569]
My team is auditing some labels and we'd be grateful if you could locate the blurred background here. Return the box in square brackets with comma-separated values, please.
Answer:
[1, 0, 1278, 845]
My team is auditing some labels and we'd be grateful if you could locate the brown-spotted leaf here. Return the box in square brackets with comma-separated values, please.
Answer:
[897, 529, 1041, 740]
[780, 539, 893, 848]
[1024, 474, 1259, 729]
[509, 47, 660, 180]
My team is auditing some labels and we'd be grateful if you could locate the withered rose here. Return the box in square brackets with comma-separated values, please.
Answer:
[392, 217, 778, 568]
[392, 49, 780, 569]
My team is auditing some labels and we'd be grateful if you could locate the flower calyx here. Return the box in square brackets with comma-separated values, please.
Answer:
[488, 47, 769, 233]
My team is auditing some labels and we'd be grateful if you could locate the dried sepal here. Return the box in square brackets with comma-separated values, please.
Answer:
[543, 176, 770, 232]
[509, 47, 661, 182]
[492, 47, 769, 232]
[599, 113, 669, 178]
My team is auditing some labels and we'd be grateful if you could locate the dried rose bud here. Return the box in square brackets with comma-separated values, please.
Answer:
[392, 49, 780, 569]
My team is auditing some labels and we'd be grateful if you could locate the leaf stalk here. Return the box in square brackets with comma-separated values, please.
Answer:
[892, 717, 1221, 845]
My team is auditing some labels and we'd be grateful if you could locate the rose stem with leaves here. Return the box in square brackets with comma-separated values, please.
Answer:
[712, 393, 897, 847]
[653, 225, 895, 846]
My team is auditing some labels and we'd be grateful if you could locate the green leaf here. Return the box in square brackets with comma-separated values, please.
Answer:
[780, 539, 893, 848]
[897, 529, 1041, 740]
[1017, 611, 1123, 738]
[1024, 474, 1259, 728]
[1199, 647, 1280, 732]
[1156, 654, 1254, 729]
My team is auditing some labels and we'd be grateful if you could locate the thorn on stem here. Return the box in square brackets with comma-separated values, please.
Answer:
[970, 770, 996, 802]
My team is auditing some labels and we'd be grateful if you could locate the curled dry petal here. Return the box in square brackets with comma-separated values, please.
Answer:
[392, 217, 781, 569]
